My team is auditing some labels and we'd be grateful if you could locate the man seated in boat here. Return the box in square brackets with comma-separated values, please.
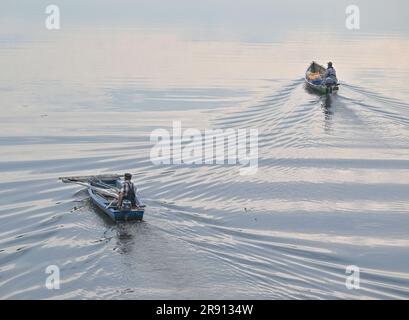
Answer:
[324, 62, 337, 86]
[118, 173, 138, 209]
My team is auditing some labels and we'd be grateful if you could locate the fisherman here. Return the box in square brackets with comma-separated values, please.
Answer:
[324, 62, 337, 86]
[118, 173, 137, 209]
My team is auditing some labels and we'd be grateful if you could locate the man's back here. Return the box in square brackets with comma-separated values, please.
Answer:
[326, 67, 337, 78]
[122, 180, 136, 206]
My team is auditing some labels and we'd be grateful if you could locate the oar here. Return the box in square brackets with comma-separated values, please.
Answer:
[92, 179, 120, 192]
[106, 199, 117, 209]
[61, 179, 89, 188]
[62, 179, 119, 199]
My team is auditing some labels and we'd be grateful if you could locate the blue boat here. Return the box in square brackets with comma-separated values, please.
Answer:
[61, 174, 145, 222]
[305, 61, 339, 95]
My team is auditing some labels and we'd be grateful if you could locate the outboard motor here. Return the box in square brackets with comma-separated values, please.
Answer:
[121, 200, 132, 211]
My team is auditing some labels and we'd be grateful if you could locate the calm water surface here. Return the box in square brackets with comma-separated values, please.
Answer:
[1, 0, 409, 299]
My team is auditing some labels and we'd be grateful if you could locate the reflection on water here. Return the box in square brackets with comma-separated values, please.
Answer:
[305, 84, 335, 134]
[321, 96, 334, 134]
[1, 0, 409, 299]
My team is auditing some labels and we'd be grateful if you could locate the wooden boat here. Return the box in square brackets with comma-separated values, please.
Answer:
[60, 174, 145, 222]
[305, 61, 339, 95]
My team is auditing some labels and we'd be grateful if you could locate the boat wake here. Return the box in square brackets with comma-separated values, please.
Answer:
[1, 78, 409, 299]
[142, 79, 409, 299]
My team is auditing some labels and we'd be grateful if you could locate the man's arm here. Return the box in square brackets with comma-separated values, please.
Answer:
[118, 192, 123, 208]
[118, 185, 125, 208]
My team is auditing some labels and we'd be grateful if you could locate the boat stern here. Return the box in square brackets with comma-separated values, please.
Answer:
[113, 209, 145, 221]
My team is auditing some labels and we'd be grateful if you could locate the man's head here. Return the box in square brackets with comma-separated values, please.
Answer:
[124, 173, 132, 181]
[327, 62, 333, 68]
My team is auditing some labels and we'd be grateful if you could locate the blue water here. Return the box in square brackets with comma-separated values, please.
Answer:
[0, 0, 409, 299]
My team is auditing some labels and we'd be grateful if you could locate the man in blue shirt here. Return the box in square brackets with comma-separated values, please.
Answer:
[325, 62, 337, 85]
